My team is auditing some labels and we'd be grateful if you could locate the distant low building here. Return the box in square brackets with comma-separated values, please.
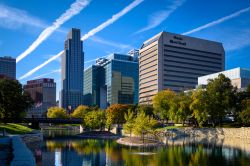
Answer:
[198, 67, 250, 90]
[0, 56, 16, 79]
[24, 78, 56, 117]
[84, 51, 139, 109]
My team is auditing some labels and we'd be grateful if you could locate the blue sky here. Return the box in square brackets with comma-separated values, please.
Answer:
[0, 0, 250, 99]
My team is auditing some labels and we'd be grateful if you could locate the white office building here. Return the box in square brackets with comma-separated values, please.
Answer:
[198, 67, 250, 89]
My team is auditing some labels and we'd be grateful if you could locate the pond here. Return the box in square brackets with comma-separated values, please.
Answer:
[33, 130, 250, 166]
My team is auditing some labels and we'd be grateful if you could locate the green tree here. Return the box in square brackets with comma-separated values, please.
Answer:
[133, 112, 157, 141]
[47, 107, 68, 118]
[153, 89, 176, 121]
[137, 104, 154, 117]
[206, 74, 234, 126]
[239, 99, 250, 125]
[105, 104, 129, 131]
[123, 110, 135, 139]
[0, 78, 34, 119]
[176, 92, 192, 126]
[84, 110, 106, 130]
[190, 89, 208, 127]
[71, 105, 91, 118]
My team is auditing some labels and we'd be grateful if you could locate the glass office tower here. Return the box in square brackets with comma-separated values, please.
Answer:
[84, 52, 139, 109]
[60, 28, 84, 110]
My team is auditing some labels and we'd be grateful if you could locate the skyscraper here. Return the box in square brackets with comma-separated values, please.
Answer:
[0, 56, 16, 79]
[24, 78, 56, 117]
[139, 31, 225, 104]
[84, 52, 139, 109]
[60, 28, 84, 110]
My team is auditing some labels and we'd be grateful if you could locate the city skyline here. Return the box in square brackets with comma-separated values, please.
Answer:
[0, 0, 250, 99]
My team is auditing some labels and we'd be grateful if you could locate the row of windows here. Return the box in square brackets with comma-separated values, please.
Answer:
[139, 68, 157, 76]
[163, 48, 222, 62]
[164, 59, 221, 69]
[141, 37, 159, 49]
[163, 53, 221, 65]
[139, 58, 157, 69]
[164, 69, 206, 77]
[139, 84, 157, 91]
[164, 64, 220, 73]
[164, 79, 197, 84]
[140, 43, 157, 56]
[140, 49, 157, 62]
[164, 74, 197, 80]
[164, 84, 187, 88]
[140, 74, 157, 85]
[140, 63, 157, 73]
[139, 89, 157, 95]
[164, 44, 223, 57]
[140, 73, 157, 82]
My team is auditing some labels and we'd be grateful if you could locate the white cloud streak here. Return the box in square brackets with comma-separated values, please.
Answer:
[16, 0, 90, 63]
[32, 69, 61, 80]
[19, 0, 144, 80]
[89, 36, 132, 49]
[81, 0, 144, 41]
[19, 50, 63, 80]
[0, 4, 46, 29]
[182, 6, 250, 35]
[135, 0, 185, 34]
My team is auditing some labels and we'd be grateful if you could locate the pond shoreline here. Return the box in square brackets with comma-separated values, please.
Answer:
[77, 131, 121, 139]
[117, 137, 164, 147]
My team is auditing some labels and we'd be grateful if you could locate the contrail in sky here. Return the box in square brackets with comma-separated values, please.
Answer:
[182, 6, 250, 35]
[16, 0, 90, 63]
[81, 0, 144, 41]
[29, 55, 108, 81]
[19, 51, 63, 80]
[19, 0, 144, 80]
[32, 68, 61, 79]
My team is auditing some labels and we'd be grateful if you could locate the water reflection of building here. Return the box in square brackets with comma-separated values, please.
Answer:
[41, 150, 55, 166]
[84, 51, 139, 109]
[54, 149, 106, 166]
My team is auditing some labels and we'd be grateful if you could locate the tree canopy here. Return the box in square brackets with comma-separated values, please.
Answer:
[71, 105, 91, 118]
[153, 89, 176, 120]
[105, 104, 130, 130]
[0, 78, 34, 119]
[84, 110, 106, 130]
[47, 107, 68, 118]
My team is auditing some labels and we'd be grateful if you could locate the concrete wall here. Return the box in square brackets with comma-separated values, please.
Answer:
[167, 127, 250, 139]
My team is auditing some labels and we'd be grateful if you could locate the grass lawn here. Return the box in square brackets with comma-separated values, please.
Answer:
[0, 123, 33, 134]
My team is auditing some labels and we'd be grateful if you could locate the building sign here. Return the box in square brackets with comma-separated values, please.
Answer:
[170, 35, 186, 46]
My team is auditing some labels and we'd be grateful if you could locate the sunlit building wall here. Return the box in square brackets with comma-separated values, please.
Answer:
[198, 67, 250, 89]
[139, 31, 225, 104]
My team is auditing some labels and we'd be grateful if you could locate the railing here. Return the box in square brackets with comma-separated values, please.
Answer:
[0, 118, 83, 124]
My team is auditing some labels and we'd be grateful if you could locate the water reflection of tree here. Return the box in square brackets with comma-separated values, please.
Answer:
[46, 141, 68, 151]
[71, 139, 104, 155]
[44, 139, 250, 166]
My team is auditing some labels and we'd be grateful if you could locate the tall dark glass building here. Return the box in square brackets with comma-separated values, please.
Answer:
[0, 56, 16, 79]
[60, 28, 84, 110]
[84, 51, 139, 109]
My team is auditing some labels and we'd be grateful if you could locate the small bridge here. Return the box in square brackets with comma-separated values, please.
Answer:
[0, 118, 83, 129]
